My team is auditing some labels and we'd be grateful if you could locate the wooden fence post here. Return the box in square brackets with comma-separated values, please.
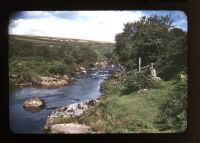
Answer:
[139, 57, 141, 72]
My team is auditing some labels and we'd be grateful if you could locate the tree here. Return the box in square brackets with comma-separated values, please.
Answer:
[115, 15, 173, 69]
[114, 15, 187, 79]
[158, 28, 187, 79]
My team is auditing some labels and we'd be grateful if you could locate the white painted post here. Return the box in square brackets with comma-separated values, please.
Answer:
[139, 57, 141, 72]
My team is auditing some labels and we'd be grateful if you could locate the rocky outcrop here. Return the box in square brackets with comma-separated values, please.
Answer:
[23, 97, 45, 112]
[44, 99, 100, 130]
[9, 73, 72, 88]
[32, 75, 71, 88]
[50, 123, 93, 134]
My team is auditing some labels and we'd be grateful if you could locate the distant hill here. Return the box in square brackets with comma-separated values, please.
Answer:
[9, 34, 114, 44]
[9, 35, 115, 60]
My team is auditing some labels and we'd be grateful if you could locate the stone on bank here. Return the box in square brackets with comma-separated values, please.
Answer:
[50, 123, 93, 134]
[44, 99, 100, 133]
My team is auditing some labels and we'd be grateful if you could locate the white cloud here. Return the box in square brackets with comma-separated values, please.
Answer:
[9, 11, 187, 42]
[173, 19, 188, 31]
[9, 11, 143, 42]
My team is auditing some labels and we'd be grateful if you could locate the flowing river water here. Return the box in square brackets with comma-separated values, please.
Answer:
[9, 68, 113, 134]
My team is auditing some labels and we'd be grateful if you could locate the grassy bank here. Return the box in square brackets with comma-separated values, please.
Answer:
[9, 56, 76, 82]
[79, 80, 175, 133]
[50, 71, 187, 133]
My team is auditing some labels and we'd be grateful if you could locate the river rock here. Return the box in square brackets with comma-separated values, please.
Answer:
[32, 76, 70, 88]
[11, 74, 18, 78]
[44, 99, 100, 130]
[23, 98, 45, 112]
[63, 75, 70, 80]
[78, 67, 87, 74]
[50, 123, 93, 134]
[137, 89, 148, 94]
[95, 61, 109, 70]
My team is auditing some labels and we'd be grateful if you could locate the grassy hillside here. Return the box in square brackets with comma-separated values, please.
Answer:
[9, 35, 114, 60]
[9, 35, 115, 82]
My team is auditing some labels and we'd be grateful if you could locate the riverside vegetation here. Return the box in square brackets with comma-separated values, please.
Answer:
[9, 15, 187, 133]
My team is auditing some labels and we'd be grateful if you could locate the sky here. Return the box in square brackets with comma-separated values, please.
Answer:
[9, 11, 187, 42]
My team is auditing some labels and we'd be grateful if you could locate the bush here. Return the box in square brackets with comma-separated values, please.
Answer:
[64, 54, 75, 65]
[9, 61, 35, 81]
[49, 64, 68, 75]
[158, 76, 187, 132]
[151, 80, 165, 89]
[49, 63, 77, 75]
[122, 71, 154, 94]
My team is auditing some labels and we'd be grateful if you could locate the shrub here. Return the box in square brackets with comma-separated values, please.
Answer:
[49, 64, 68, 75]
[64, 54, 75, 65]
[49, 63, 77, 75]
[158, 76, 187, 132]
[122, 71, 154, 94]
[151, 80, 165, 89]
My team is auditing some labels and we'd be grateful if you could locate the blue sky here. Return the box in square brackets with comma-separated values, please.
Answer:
[9, 11, 187, 42]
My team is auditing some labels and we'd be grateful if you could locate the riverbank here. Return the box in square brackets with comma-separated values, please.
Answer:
[9, 60, 112, 88]
[44, 70, 183, 133]
[44, 99, 100, 133]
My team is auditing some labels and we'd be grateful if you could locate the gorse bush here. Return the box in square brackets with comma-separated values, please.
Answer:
[158, 75, 187, 132]
[151, 79, 165, 89]
[49, 64, 76, 75]
[49, 64, 66, 75]
[123, 71, 153, 94]
[64, 54, 75, 65]
[122, 71, 165, 94]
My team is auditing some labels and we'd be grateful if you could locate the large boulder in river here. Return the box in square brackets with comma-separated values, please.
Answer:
[44, 99, 100, 130]
[50, 123, 93, 134]
[23, 98, 45, 112]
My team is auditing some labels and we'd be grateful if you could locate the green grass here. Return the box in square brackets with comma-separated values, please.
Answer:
[9, 56, 78, 83]
[52, 116, 77, 124]
[50, 79, 177, 133]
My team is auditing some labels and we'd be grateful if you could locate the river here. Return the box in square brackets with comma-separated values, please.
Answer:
[9, 69, 112, 134]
